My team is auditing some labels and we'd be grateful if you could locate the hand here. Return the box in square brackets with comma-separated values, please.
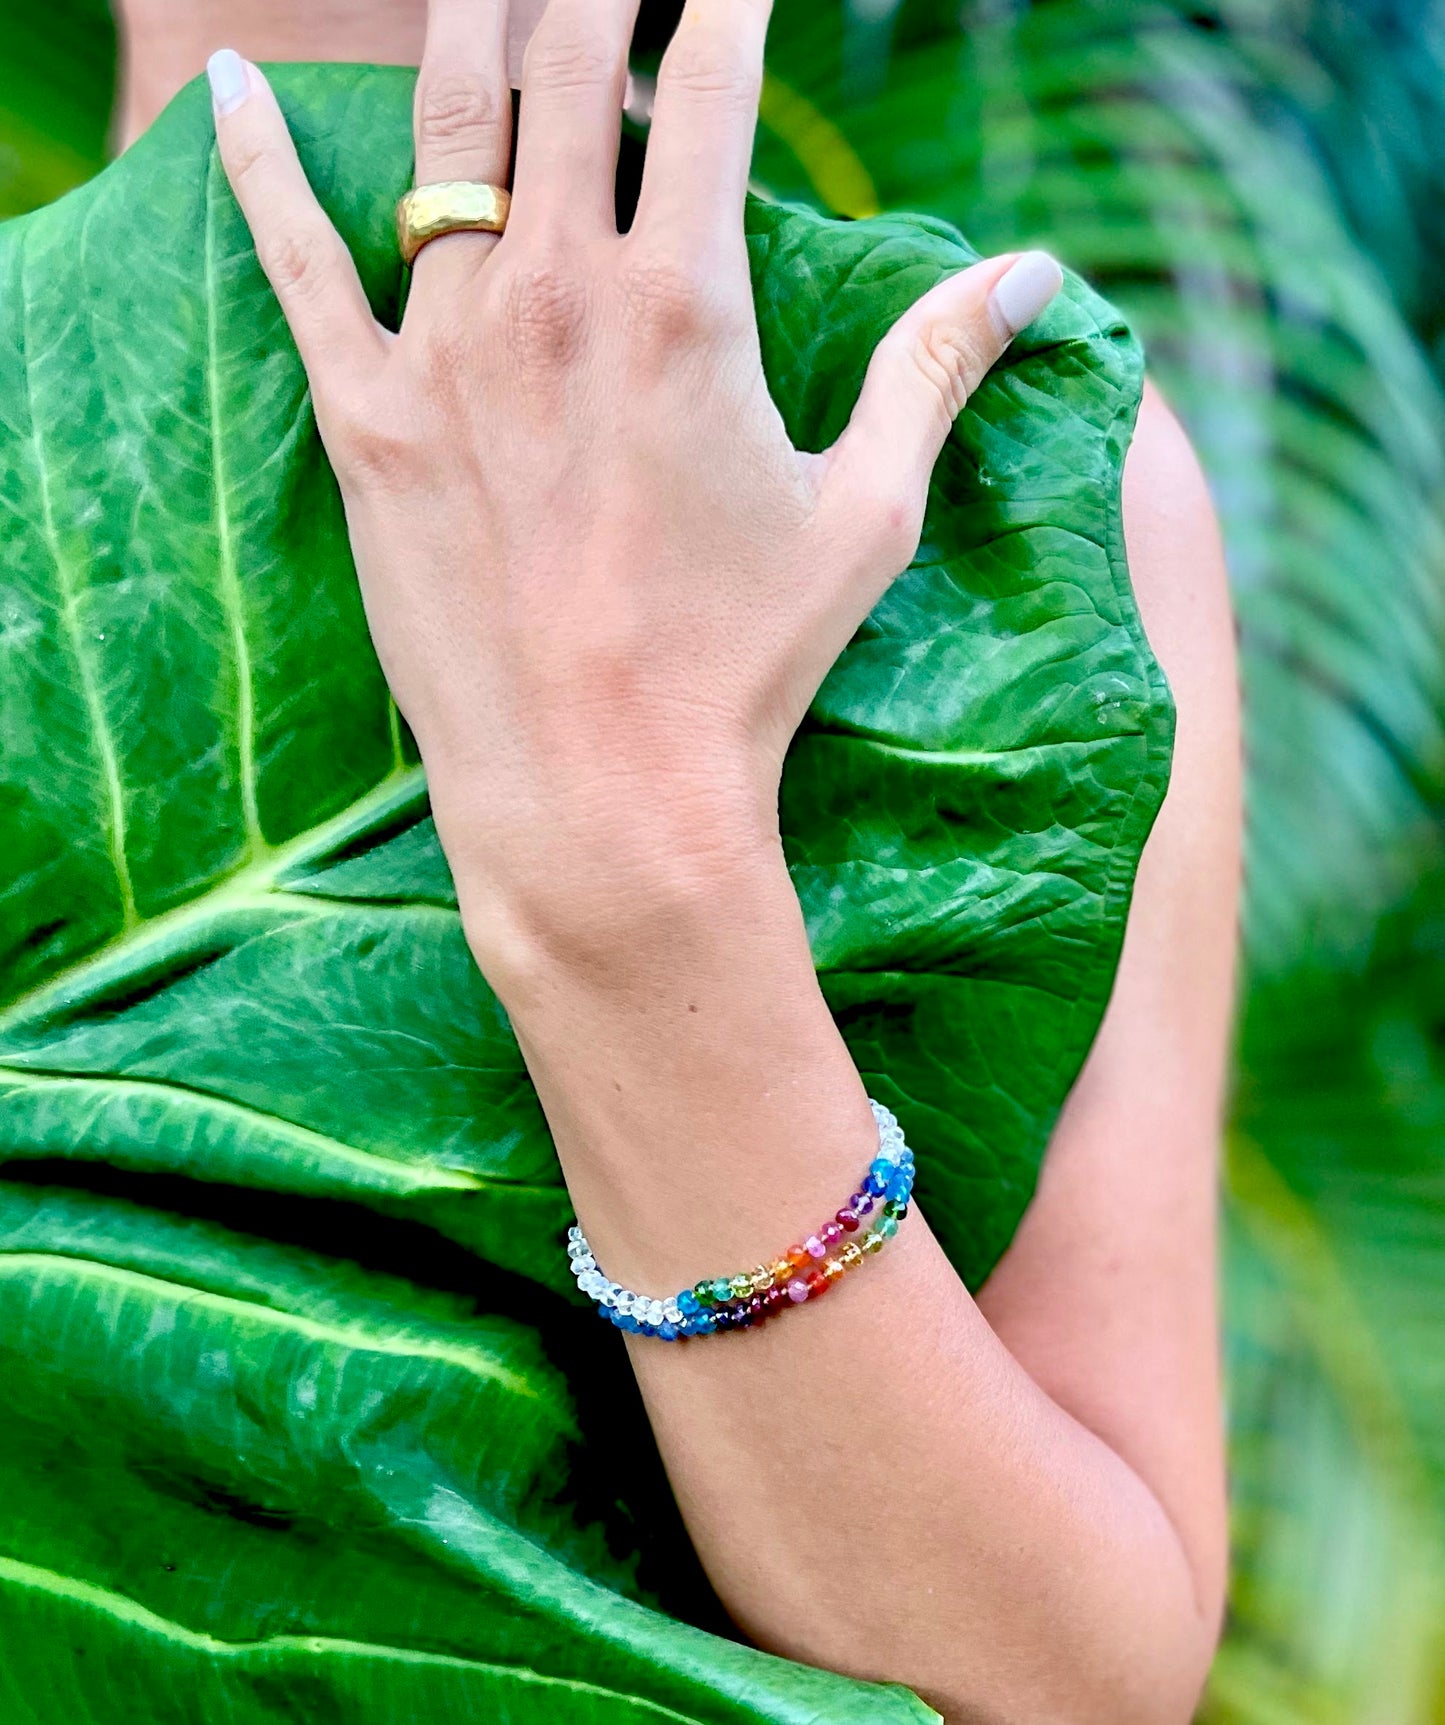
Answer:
[207, 0, 1062, 993]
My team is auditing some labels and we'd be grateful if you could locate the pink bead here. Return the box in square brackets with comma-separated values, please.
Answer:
[805, 1236, 826, 1259]
[821, 1221, 844, 1247]
[787, 1277, 810, 1304]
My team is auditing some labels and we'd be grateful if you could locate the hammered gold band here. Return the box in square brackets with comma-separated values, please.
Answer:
[396, 181, 512, 266]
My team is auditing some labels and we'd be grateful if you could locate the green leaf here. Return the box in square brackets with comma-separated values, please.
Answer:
[0, 62, 1164, 1720]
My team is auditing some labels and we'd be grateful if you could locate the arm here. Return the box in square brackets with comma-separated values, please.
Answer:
[507, 379, 1237, 1725]
[205, 0, 1237, 1715]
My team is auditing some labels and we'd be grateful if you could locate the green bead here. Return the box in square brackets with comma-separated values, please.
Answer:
[879, 1216, 899, 1238]
[694, 1281, 716, 1307]
[883, 1199, 905, 1220]
[729, 1274, 752, 1299]
[863, 1229, 886, 1254]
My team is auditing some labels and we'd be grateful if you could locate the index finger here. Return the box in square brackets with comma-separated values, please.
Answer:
[208, 52, 383, 383]
[630, 0, 771, 264]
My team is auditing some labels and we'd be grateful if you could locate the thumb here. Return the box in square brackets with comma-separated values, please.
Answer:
[821, 250, 1063, 562]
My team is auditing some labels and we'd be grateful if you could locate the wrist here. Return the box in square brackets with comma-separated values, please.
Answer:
[433, 770, 795, 1013]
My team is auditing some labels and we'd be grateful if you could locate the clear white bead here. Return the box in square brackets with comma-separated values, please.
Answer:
[663, 1302, 683, 1326]
[616, 1290, 635, 1314]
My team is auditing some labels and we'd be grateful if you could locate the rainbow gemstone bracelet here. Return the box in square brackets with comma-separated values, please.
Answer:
[565, 1098, 915, 1339]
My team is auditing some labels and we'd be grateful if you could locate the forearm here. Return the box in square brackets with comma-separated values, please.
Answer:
[484, 841, 1217, 1725]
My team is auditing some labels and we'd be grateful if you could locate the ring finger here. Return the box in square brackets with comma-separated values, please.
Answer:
[410, 0, 513, 289]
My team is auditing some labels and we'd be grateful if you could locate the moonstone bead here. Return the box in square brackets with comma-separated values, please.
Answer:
[786, 1278, 810, 1303]
[805, 1236, 825, 1259]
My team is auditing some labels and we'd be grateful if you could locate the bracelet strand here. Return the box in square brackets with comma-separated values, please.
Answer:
[565, 1098, 915, 1340]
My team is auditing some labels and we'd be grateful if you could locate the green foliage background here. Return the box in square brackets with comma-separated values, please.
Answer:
[4, 1, 1444, 1720]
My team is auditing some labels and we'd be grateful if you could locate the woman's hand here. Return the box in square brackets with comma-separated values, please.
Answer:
[207, 0, 1060, 991]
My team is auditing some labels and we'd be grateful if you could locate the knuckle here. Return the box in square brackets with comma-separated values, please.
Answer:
[261, 225, 327, 300]
[416, 72, 503, 150]
[916, 321, 990, 415]
[327, 389, 416, 482]
[524, 30, 619, 97]
[618, 254, 713, 347]
[418, 323, 471, 387]
[502, 259, 590, 366]
[662, 30, 759, 105]
[227, 133, 271, 190]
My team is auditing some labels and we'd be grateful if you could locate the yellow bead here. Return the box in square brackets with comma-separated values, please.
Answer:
[840, 1242, 864, 1271]
[749, 1264, 773, 1293]
[769, 1258, 793, 1286]
[862, 1228, 887, 1255]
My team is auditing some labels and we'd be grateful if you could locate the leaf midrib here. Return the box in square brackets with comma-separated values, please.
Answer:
[0, 766, 426, 1036]
[0, 1554, 707, 1720]
[18, 223, 137, 931]
[203, 147, 263, 860]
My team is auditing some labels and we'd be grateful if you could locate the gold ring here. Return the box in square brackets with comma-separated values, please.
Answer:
[396, 181, 511, 266]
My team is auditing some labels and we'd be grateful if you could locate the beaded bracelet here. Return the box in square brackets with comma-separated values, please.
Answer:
[565, 1098, 915, 1340]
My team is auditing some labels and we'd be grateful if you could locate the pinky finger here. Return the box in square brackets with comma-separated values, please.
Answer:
[207, 51, 384, 384]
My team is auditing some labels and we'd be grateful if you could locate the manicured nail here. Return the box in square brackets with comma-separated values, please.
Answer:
[207, 49, 250, 117]
[990, 251, 1064, 337]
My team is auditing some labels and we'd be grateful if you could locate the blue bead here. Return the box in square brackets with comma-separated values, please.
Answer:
[869, 1157, 892, 1180]
[658, 1322, 679, 1341]
[676, 1289, 700, 1315]
[694, 1312, 717, 1334]
[885, 1175, 911, 1203]
[864, 1171, 887, 1197]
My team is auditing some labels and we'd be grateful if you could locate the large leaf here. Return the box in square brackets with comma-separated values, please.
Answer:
[0, 62, 1165, 1721]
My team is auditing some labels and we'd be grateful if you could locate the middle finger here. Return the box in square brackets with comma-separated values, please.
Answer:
[510, 0, 643, 237]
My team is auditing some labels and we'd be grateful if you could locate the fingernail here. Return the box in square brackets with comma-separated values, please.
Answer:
[207, 49, 250, 117]
[990, 251, 1064, 337]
